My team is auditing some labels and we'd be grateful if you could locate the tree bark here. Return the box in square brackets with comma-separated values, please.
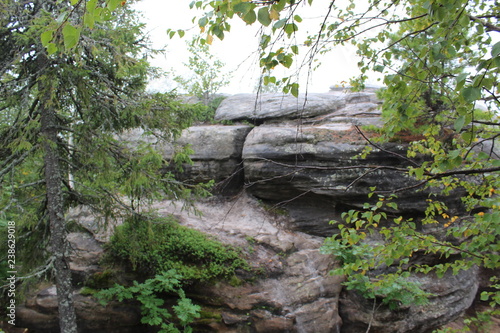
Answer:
[39, 77, 78, 333]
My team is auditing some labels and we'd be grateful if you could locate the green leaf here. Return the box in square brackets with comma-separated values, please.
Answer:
[294, 14, 302, 22]
[455, 72, 468, 91]
[480, 291, 490, 301]
[492, 41, 500, 58]
[234, 2, 254, 16]
[47, 43, 58, 55]
[291, 83, 299, 97]
[493, 56, 500, 68]
[260, 34, 271, 49]
[273, 18, 286, 30]
[257, 7, 271, 26]
[291, 45, 299, 55]
[275, 0, 287, 11]
[108, 0, 121, 11]
[100, 8, 113, 20]
[178, 30, 185, 38]
[284, 23, 298, 36]
[62, 24, 80, 50]
[461, 131, 473, 143]
[243, 10, 256, 25]
[56, 12, 67, 24]
[40, 30, 53, 46]
[198, 16, 208, 28]
[454, 115, 465, 132]
[461, 86, 481, 102]
[84, 12, 95, 29]
[86, 0, 97, 13]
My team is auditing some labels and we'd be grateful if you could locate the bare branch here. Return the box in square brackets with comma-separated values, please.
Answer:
[248, 157, 409, 173]
[472, 120, 500, 126]
[354, 125, 420, 167]
[470, 15, 500, 32]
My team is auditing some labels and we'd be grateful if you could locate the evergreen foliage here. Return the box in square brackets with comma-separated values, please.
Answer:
[0, 0, 209, 330]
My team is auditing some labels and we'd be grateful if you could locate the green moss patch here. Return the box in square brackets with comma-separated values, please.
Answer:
[106, 215, 248, 282]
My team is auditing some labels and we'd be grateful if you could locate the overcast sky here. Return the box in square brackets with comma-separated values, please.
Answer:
[132, 0, 373, 94]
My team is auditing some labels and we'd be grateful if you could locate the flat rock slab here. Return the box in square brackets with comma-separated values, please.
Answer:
[215, 91, 382, 122]
[215, 93, 347, 121]
[118, 125, 252, 192]
[242, 124, 417, 199]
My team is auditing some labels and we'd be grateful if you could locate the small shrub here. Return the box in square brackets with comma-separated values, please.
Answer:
[106, 215, 248, 282]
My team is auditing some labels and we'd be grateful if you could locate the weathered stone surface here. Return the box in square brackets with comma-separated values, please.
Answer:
[157, 125, 252, 161]
[17, 286, 144, 333]
[155, 194, 344, 333]
[244, 126, 416, 206]
[215, 93, 347, 121]
[165, 125, 252, 193]
[339, 267, 479, 333]
[17, 194, 344, 333]
[17, 89, 486, 333]
[67, 232, 104, 284]
[118, 125, 252, 193]
[215, 90, 383, 123]
[242, 123, 467, 235]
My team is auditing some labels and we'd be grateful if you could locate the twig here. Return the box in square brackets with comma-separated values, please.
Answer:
[366, 298, 377, 333]
[354, 125, 420, 167]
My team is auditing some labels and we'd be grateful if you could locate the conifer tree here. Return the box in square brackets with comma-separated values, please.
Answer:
[0, 1, 201, 330]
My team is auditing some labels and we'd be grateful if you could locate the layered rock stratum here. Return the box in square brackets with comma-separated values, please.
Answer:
[17, 89, 488, 332]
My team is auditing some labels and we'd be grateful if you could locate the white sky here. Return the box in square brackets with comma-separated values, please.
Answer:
[132, 0, 372, 94]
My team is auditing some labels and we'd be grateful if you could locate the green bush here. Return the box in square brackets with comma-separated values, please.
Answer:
[106, 215, 248, 282]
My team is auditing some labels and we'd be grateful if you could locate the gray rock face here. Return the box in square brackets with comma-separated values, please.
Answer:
[242, 124, 407, 197]
[339, 267, 479, 333]
[17, 286, 144, 333]
[119, 125, 252, 193]
[215, 93, 350, 121]
[215, 91, 380, 121]
[67, 232, 104, 284]
[242, 124, 438, 234]
[17, 89, 483, 333]
[162, 125, 252, 194]
[17, 194, 344, 333]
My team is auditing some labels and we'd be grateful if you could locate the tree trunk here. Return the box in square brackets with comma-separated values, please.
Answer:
[39, 77, 78, 333]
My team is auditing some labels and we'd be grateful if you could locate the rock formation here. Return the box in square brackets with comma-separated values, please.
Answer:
[16, 89, 483, 332]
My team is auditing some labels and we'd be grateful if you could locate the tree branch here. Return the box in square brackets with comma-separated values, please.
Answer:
[354, 125, 420, 167]
[470, 15, 500, 32]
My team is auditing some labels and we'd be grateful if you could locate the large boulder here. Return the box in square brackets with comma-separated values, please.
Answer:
[16, 285, 144, 333]
[242, 123, 418, 201]
[153, 194, 345, 332]
[241, 123, 466, 235]
[16, 89, 486, 333]
[159, 125, 252, 193]
[16, 194, 344, 333]
[339, 267, 479, 333]
[118, 125, 252, 193]
[215, 91, 382, 122]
